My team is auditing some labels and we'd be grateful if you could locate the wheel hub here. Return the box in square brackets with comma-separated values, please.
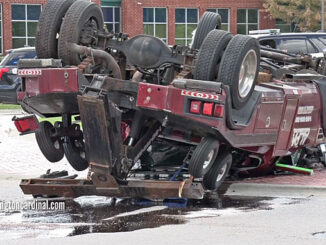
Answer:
[216, 163, 228, 182]
[238, 49, 257, 99]
[203, 150, 215, 169]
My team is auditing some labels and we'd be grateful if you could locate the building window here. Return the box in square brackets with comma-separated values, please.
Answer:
[12, 4, 41, 48]
[0, 4, 2, 54]
[102, 6, 121, 33]
[175, 8, 198, 46]
[143, 8, 167, 42]
[206, 8, 230, 31]
[237, 9, 259, 34]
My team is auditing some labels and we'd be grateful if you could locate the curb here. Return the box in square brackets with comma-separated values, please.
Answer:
[225, 183, 326, 198]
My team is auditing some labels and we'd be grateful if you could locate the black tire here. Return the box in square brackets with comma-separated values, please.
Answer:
[35, 121, 64, 163]
[203, 151, 232, 190]
[194, 30, 233, 81]
[63, 137, 89, 171]
[188, 137, 220, 178]
[58, 0, 104, 66]
[218, 35, 260, 109]
[35, 0, 76, 59]
[192, 12, 222, 50]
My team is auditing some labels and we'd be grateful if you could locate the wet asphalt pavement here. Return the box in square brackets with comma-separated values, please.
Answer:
[0, 192, 306, 240]
[1, 180, 326, 245]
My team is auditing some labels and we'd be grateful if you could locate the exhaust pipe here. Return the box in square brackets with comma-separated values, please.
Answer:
[69, 43, 122, 79]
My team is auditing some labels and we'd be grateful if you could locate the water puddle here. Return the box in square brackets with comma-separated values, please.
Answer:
[0, 194, 303, 239]
[313, 231, 326, 239]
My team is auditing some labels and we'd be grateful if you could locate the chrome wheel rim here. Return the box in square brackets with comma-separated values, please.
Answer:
[238, 49, 257, 99]
[203, 150, 215, 170]
[216, 163, 228, 182]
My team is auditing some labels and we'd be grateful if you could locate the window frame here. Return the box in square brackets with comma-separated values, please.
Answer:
[175, 8, 199, 46]
[206, 8, 230, 32]
[237, 8, 259, 35]
[101, 6, 122, 33]
[143, 7, 168, 42]
[11, 3, 42, 48]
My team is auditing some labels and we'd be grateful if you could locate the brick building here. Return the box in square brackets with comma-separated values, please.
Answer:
[0, 0, 276, 54]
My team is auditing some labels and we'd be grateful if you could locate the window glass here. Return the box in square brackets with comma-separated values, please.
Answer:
[306, 40, 317, 53]
[237, 9, 246, 23]
[279, 39, 307, 54]
[102, 6, 121, 33]
[248, 24, 258, 32]
[318, 36, 326, 46]
[115, 23, 120, 32]
[13, 38, 27, 49]
[28, 38, 35, 47]
[27, 22, 37, 36]
[237, 9, 259, 34]
[143, 8, 167, 42]
[102, 7, 113, 22]
[12, 22, 26, 36]
[248, 9, 258, 23]
[12, 5, 25, 20]
[175, 24, 185, 38]
[310, 37, 324, 50]
[187, 9, 198, 23]
[218, 9, 229, 23]
[27, 5, 41, 20]
[175, 9, 185, 23]
[175, 8, 198, 46]
[156, 24, 166, 38]
[12, 4, 41, 48]
[187, 24, 197, 37]
[114, 7, 120, 22]
[259, 39, 276, 49]
[143, 24, 154, 36]
[2, 50, 36, 66]
[143, 8, 153, 22]
[155, 8, 166, 22]
[237, 24, 246, 34]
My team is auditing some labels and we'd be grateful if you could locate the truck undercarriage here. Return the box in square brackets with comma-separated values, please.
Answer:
[13, 0, 326, 200]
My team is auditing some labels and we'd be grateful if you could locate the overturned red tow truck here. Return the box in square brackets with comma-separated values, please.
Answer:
[13, 0, 326, 200]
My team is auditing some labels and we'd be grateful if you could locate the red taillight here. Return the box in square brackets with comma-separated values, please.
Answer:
[213, 104, 224, 117]
[13, 116, 38, 134]
[203, 102, 214, 116]
[0, 68, 10, 79]
[190, 101, 201, 114]
[189, 100, 224, 118]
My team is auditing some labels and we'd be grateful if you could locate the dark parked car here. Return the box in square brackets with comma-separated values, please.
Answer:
[250, 29, 326, 57]
[0, 47, 36, 104]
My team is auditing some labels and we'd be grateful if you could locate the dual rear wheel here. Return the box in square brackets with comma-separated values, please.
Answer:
[194, 30, 260, 109]
[35, 0, 104, 66]
[35, 121, 89, 171]
[188, 137, 232, 191]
